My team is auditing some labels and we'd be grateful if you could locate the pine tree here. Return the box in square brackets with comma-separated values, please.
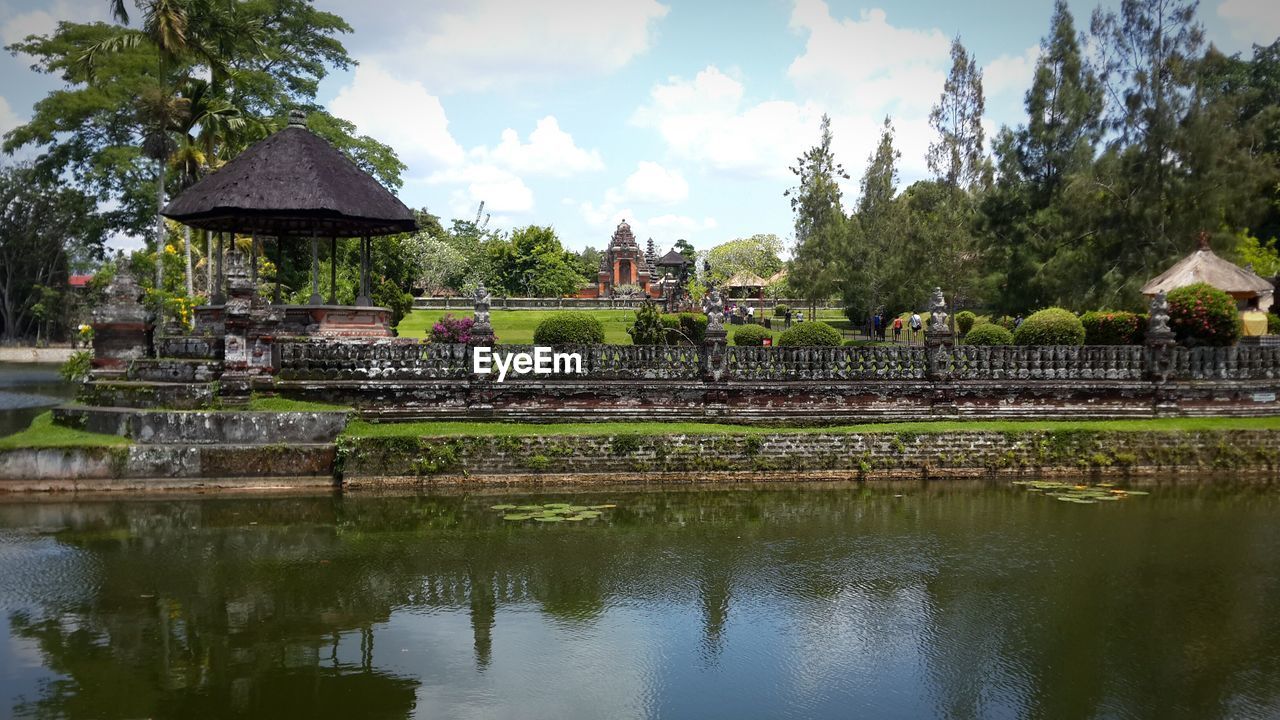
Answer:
[786, 114, 848, 314]
[1020, 0, 1103, 202]
[928, 38, 989, 190]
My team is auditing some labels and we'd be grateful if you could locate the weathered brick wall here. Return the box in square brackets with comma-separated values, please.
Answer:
[340, 429, 1280, 481]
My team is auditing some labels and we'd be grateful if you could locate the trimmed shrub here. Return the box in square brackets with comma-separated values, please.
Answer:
[373, 278, 414, 329]
[1080, 310, 1145, 345]
[778, 321, 843, 347]
[662, 312, 707, 344]
[533, 312, 605, 346]
[774, 303, 790, 317]
[996, 315, 1017, 330]
[733, 324, 772, 346]
[1269, 313, 1280, 335]
[1167, 283, 1241, 347]
[1012, 307, 1085, 346]
[956, 310, 977, 335]
[627, 300, 666, 345]
[963, 323, 1014, 346]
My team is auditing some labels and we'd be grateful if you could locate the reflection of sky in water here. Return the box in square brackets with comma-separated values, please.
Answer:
[0, 489, 1279, 719]
[0, 363, 74, 436]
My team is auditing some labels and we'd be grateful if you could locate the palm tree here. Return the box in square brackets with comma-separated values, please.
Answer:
[81, 0, 240, 295]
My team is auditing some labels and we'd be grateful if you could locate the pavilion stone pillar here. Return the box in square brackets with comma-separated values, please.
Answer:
[309, 232, 323, 304]
[1146, 290, 1179, 416]
[328, 236, 338, 305]
[701, 287, 727, 382]
[356, 235, 372, 306]
[273, 235, 285, 305]
[90, 262, 151, 378]
[213, 231, 226, 305]
[471, 283, 494, 346]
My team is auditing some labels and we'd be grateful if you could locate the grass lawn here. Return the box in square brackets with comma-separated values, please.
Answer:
[342, 416, 1280, 439]
[246, 396, 352, 412]
[0, 412, 129, 450]
[397, 307, 862, 346]
[398, 309, 639, 344]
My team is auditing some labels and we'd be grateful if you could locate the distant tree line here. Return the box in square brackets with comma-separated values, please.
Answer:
[789, 0, 1280, 323]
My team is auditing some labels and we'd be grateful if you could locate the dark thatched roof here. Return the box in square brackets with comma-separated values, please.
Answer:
[656, 249, 692, 266]
[163, 113, 417, 237]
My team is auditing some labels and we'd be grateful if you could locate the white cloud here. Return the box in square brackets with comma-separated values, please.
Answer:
[1, 0, 108, 47]
[330, 62, 604, 217]
[1218, 0, 1280, 46]
[471, 116, 603, 177]
[632, 66, 823, 179]
[0, 95, 20, 137]
[621, 161, 688, 204]
[648, 214, 718, 232]
[329, 59, 465, 170]
[787, 2, 949, 114]
[428, 165, 535, 214]
[984, 45, 1041, 98]
[333, 0, 669, 92]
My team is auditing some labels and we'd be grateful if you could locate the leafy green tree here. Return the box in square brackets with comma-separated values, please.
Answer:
[674, 239, 698, 264]
[484, 226, 588, 297]
[703, 234, 784, 286]
[786, 114, 848, 313]
[0, 165, 105, 341]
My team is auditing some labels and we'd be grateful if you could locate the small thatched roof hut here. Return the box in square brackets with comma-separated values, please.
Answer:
[1141, 234, 1273, 306]
[725, 271, 767, 289]
[163, 111, 416, 237]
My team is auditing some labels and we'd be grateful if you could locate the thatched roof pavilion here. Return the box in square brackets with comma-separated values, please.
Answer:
[164, 110, 416, 308]
[1141, 233, 1273, 309]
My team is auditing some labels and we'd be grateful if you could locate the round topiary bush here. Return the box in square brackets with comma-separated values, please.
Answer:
[1012, 307, 1085, 346]
[1167, 283, 1242, 347]
[1269, 312, 1280, 335]
[532, 312, 605, 346]
[732, 324, 773, 346]
[1080, 310, 1145, 345]
[777, 321, 843, 347]
[774, 303, 790, 317]
[963, 323, 1014, 346]
[955, 310, 977, 335]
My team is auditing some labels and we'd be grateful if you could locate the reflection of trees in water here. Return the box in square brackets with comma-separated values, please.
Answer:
[4, 484, 1280, 718]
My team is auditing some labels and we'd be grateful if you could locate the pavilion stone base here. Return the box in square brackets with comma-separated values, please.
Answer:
[194, 304, 392, 338]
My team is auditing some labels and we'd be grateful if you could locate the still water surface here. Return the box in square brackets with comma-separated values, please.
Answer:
[0, 484, 1278, 719]
[0, 363, 74, 437]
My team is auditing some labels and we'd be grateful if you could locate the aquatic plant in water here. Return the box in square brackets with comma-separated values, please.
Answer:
[1011, 480, 1149, 504]
[489, 502, 617, 522]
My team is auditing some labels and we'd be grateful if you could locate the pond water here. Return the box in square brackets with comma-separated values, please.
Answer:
[0, 483, 1278, 719]
[0, 363, 74, 437]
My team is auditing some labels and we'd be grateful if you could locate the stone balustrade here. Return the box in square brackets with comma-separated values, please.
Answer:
[273, 341, 1280, 383]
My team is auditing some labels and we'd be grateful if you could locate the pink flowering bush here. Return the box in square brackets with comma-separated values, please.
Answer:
[1166, 283, 1241, 347]
[429, 313, 488, 345]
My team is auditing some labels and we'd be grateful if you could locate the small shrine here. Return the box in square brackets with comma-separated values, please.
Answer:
[1142, 232, 1274, 311]
[593, 220, 655, 297]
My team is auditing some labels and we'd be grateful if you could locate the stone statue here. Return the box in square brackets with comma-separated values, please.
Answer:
[702, 288, 725, 332]
[1148, 290, 1172, 336]
[473, 283, 492, 326]
[928, 287, 949, 333]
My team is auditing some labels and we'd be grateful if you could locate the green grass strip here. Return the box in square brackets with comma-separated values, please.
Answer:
[246, 396, 352, 412]
[342, 415, 1280, 439]
[0, 412, 130, 450]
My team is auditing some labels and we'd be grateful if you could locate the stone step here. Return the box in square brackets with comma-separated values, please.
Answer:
[155, 335, 224, 360]
[127, 358, 223, 383]
[77, 380, 217, 410]
[53, 405, 349, 445]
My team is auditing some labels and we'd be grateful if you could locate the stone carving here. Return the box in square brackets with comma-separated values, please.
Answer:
[471, 282, 494, 345]
[1148, 290, 1172, 336]
[928, 287, 949, 333]
[702, 288, 726, 333]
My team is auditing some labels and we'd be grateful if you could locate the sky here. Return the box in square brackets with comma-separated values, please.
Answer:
[1, 0, 1279, 255]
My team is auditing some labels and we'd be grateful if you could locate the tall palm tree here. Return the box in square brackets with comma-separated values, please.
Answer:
[82, 0, 236, 294]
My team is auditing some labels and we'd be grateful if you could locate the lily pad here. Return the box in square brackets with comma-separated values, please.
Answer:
[534, 516, 565, 522]
[491, 504, 518, 510]
[503, 514, 533, 521]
